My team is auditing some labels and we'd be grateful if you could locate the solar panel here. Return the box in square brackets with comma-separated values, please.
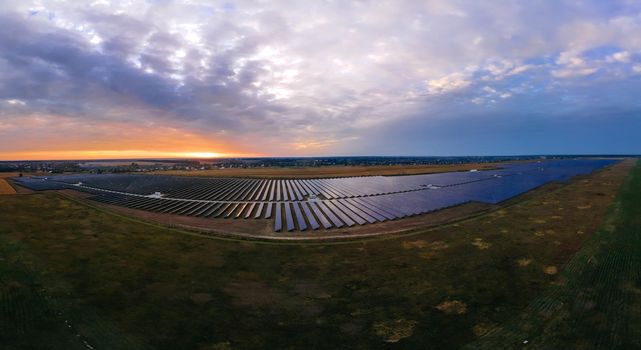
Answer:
[301, 180, 319, 196]
[250, 180, 266, 201]
[333, 200, 366, 225]
[292, 180, 307, 197]
[235, 203, 248, 218]
[315, 201, 344, 228]
[274, 203, 282, 232]
[159, 200, 188, 213]
[137, 198, 166, 211]
[291, 181, 304, 200]
[177, 202, 203, 215]
[282, 180, 289, 201]
[264, 202, 273, 219]
[224, 203, 239, 218]
[292, 202, 307, 231]
[195, 202, 217, 217]
[339, 199, 377, 223]
[325, 200, 355, 226]
[214, 203, 231, 218]
[349, 198, 388, 221]
[308, 201, 333, 229]
[254, 202, 264, 218]
[203, 203, 223, 217]
[268, 180, 275, 201]
[298, 180, 313, 197]
[286, 181, 296, 201]
[23, 159, 617, 232]
[284, 202, 295, 232]
[245, 202, 256, 218]
[300, 202, 319, 230]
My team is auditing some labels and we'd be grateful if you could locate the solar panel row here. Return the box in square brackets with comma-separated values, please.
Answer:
[12, 159, 618, 232]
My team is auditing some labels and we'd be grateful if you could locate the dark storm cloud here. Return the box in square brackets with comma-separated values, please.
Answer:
[0, 14, 176, 110]
[0, 9, 288, 135]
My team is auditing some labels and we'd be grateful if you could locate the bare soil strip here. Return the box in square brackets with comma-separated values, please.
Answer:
[0, 173, 17, 194]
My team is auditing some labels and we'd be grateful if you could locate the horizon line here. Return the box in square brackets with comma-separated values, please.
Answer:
[1, 154, 639, 163]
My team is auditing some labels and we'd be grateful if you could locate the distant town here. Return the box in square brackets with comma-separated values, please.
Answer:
[0, 155, 630, 174]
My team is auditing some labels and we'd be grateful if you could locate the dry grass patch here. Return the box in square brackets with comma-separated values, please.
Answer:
[373, 319, 418, 343]
[417, 240, 450, 259]
[402, 240, 428, 249]
[517, 258, 532, 267]
[472, 238, 492, 250]
[430, 241, 449, 250]
[435, 300, 468, 315]
[419, 251, 437, 259]
[495, 209, 507, 216]
[544, 266, 558, 275]
[473, 323, 497, 337]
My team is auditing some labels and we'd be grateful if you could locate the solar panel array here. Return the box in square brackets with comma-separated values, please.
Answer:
[13, 159, 617, 232]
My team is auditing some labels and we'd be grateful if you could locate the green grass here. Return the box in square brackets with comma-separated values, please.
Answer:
[469, 160, 641, 349]
[0, 161, 638, 349]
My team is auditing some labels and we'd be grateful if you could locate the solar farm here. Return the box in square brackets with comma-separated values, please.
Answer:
[14, 159, 617, 234]
[2, 158, 640, 349]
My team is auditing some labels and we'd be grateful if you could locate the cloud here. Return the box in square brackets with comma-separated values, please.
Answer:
[551, 51, 601, 78]
[427, 73, 472, 94]
[1, 0, 641, 157]
[607, 51, 631, 63]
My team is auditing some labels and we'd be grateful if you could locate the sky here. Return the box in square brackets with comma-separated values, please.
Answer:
[1, 0, 641, 160]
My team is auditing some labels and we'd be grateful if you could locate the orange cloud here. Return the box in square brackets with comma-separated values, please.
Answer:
[0, 114, 260, 160]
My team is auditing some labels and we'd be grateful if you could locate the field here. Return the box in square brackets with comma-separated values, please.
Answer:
[0, 159, 639, 349]
[150, 162, 501, 178]
[0, 173, 17, 194]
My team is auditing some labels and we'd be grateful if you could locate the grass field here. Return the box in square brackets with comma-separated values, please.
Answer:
[0, 160, 639, 349]
[149, 162, 501, 178]
[0, 173, 17, 194]
[469, 159, 641, 349]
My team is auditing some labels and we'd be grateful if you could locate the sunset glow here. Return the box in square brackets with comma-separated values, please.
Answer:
[184, 152, 224, 159]
[0, 150, 254, 161]
[1, 1, 640, 159]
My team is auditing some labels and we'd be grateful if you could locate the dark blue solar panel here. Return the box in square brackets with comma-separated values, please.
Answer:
[274, 203, 282, 232]
[316, 201, 344, 228]
[17, 158, 618, 231]
[309, 201, 333, 229]
[284, 202, 295, 231]
[292, 202, 307, 231]
[300, 202, 319, 230]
